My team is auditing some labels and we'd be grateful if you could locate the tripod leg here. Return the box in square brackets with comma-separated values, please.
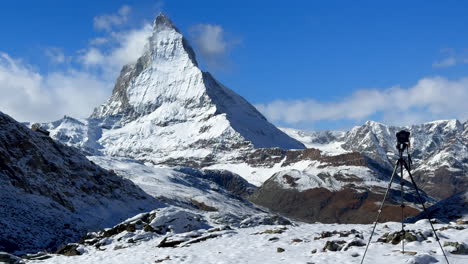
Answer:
[361, 160, 399, 264]
[400, 159, 405, 254]
[401, 160, 450, 264]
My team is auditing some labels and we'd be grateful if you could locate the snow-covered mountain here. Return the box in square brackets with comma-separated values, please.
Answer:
[40, 13, 464, 225]
[281, 120, 468, 200]
[0, 111, 160, 254]
[45, 13, 303, 167]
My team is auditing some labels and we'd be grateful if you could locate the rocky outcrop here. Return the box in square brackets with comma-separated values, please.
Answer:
[0, 111, 159, 254]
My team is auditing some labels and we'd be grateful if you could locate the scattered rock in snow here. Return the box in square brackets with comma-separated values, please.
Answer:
[343, 238, 366, 251]
[443, 241, 468, 255]
[190, 199, 218, 212]
[323, 240, 346, 252]
[314, 229, 363, 240]
[55, 244, 81, 256]
[154, 256, 170, 263]
[377, 230, 426, 245]
[256, 227, 288, 235]
[277, 247, 285, 253]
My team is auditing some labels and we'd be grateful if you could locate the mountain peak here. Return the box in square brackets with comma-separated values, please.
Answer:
[153, 13, 178, 32]
[87, 13, 304, 165]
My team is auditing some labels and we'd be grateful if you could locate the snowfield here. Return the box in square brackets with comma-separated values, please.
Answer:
[26, 220, 468, 264]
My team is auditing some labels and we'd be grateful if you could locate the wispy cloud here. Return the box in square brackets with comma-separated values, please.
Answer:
[432, 48, 468, 68]
[94, 5, 131, 31]
[432, 57, 457, 68]
[189, 24, 240, 69]
[45, 47, 66, 64]
[0, 53, 109, 122]
[256, 77, 468, 127]
[79, 24, 152, 74]
[0, 5, 153, 122]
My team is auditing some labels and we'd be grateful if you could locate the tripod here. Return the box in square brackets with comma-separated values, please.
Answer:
[360, 136, 450, 264]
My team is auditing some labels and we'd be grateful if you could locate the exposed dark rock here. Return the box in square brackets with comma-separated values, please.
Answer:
[377, 230, 425, 245]
[156, 237, 184, 248]
[55, 244, 81, 256]
[443, 241, 468, 255]
[0, 252, 23, 264]
[291, 238, 303, 243]
[314, 229, 363, 240]
[0, 112, 158, 254]
[343, 239, 366, 251]
[323, 240, 346, 251]
[256, 227, 288, 235]
[277, 247, 285, 253]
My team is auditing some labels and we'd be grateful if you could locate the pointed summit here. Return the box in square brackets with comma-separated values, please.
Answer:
[153, 13, 177, 31]
[89, 13, 304, 165]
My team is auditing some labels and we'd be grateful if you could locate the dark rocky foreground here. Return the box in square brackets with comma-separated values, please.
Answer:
[0, 112, 160, 254]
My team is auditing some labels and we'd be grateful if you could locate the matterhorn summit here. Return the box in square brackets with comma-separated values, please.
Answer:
[47, 13, 304, 166]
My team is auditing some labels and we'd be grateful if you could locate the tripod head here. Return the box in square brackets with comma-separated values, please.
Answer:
[396, 130, 410, 153]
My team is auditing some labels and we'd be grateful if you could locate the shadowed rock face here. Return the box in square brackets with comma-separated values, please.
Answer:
[249, 179, 421, 224]
[407, 190, 468, 223]
[0, 112, 160, 254]
[413, 167, 468, 200]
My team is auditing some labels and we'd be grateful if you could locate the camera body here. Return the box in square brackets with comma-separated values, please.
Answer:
[396, 130, 410, 151]
[396, 130, 410, 144]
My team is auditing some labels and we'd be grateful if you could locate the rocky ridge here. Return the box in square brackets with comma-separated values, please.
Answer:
[0, 111, 160, 254]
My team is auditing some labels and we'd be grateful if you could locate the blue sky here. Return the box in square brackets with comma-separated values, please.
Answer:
[0, 0, 467, 129]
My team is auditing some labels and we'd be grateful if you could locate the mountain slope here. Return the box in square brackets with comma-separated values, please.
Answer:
[281, 120, 468, 199]
[0, 111, 160, 254]
[46, 13, 303, 166]
[408, 190, 468, 223]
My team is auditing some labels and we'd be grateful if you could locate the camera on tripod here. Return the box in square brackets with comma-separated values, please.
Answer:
[361, 128, 450, 264]
[396, 130, 410, 151]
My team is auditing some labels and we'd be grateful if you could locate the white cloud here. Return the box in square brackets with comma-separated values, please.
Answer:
[45, 47, 66, 64]
[94, 5, 131, 31]
[80, 24, 152, 77]
[432, 57, 457, 68]
[255, 77, 468, 127]
[80, 47, 105, 65]
[0, 53, 110, 122]
[191, 24, 226, 55]
[189, 24, 239, 68]
[90, 37, 109, 46]
[432, 49, 468, 68]
[0, 5, 154, 123]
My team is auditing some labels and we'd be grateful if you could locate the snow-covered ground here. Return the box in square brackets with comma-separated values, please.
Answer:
[279, 127, 348, 155]
[26, 220, 468, 264]
[88, 156, 261, 216]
